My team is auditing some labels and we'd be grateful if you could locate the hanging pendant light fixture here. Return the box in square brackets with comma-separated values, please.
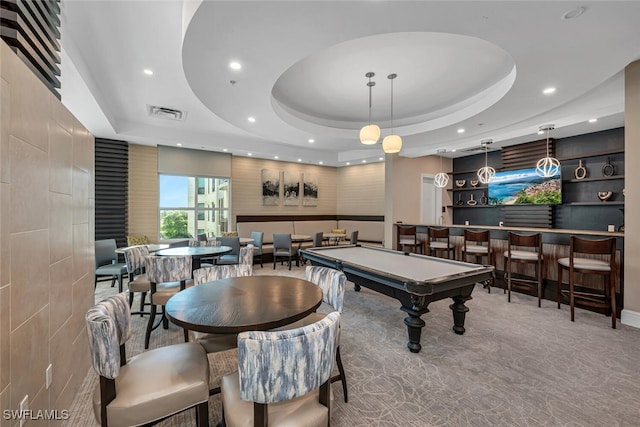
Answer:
[536, 124, 560, 177]
[434, 149, 449, 188]
[382, 73, 402, 154]
[359, 72, 380, 145]
[477, 139, 496, 184]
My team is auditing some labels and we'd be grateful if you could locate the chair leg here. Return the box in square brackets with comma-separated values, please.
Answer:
[145, 304, 157, 349]
[195, 401, 209, 427]
[139, 292, 147, 317]
[569, 268, 575, 322]
[273, 256, 277, 270]
[183, 327, 189, 343]
[118, 275, 123, 293]
[537, 260, 543, 308]
[609, 273, 617, 329]
[128, 291, 134, 308]
[506, 257, 511, 303]
[557, 266, 563, 309]
[331, 345, 348, 403]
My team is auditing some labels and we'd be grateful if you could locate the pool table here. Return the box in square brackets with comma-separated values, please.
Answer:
[300, 245, 495, 353]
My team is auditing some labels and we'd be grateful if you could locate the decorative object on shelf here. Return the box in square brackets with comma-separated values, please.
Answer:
[536, 124, 561, 178]
[601, 157, 615, 177]
[622, 187, 626, 197]
[574, 159, 587, 180]
[477, 139, 496, 184]
[470, 180, 479, 187]
[619, 208, 624, 232]
[467, 194, 477, 206]
[480, 192, 488, 205]
[455, 193, 464, 206]
[455, 179, 466, 188]
[597, 191, 613, 202]
[382, 74, 402, 154]
[434, 149, 449, 188]
[359, 72, 380, 145]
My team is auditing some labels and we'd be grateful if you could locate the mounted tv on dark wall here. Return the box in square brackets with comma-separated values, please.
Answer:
[488, 167, 561, 205]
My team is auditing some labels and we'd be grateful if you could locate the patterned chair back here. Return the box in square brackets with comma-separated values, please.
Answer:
[86, 293, 131, 379]
[123, 245, 149, 274]
[237, 311, 340, 404]
[305, 265, 346, 313]
[239, 245, 254, 269]
[193, 264, 251, 285]
[146, 255, 192, 283]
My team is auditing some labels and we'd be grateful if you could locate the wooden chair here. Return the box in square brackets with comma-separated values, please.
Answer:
[86, 293, 209, 427]
[461, 230, 494, 291]
[398, 226, 422, 254]
[557, 236, 617, 328]
[144, 255, 192, 349]
[221, 312, 340, 427]
[503, 232, 544, 307]
[427, 227, 454, 259]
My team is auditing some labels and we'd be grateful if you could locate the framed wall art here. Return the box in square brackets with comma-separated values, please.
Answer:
[283, 171, 300, 206]
[261, 169, 280, 205]
[303, 173, 318, 206]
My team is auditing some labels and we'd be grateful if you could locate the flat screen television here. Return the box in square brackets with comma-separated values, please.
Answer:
[488, 167, 561, 205]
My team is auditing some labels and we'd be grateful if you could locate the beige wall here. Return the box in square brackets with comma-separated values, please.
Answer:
[231, 156, 338, 223]
[128, 144, 159, 241]
[337, 162, 385, 215]
[622, 60, 640, 323]
[0, 41, 94, 420]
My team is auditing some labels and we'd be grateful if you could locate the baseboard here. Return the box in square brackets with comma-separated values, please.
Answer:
[621, 309, 640, 329]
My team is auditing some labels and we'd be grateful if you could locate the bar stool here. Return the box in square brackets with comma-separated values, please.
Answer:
[557, 236, 617, 328]
[503, 232, 544, 307]
[461, 229, 494, 291]
[427, 227, 455, 259]
[398, 225, 423, 254]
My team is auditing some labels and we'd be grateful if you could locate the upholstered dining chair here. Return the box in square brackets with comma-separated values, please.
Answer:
[272, 233, 293, 270]
[349, 230, 359, 245]
[313, 231, 324, 247]
[272, 266, 349, 403]
[398, 226, 422, 254]
[144, 255, 192, 349]
[191, 265, 252, 355]
[221, 311, 340, 427]
[86, 293, 210, 427]
[461, 229, 494, 292]
[250, 231, 264, 268]
[557, 236, 617, 328]
[504, 232, 544, 307]
[239, 244, 254, 274]
[122, 245, 151, 316]
[427, 227, 455, 259]
[95, 239, 128, 292]
[217, 236, 241, 265]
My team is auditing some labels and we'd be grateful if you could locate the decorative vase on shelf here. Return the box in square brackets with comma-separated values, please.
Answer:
[455, 179, 466, 188]
[574, 159, 587, 180]
[619, 208, 624, 232]
[597, 191, 612, 202]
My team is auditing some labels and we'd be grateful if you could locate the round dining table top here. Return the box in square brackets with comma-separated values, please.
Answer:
[165, 275, 323, 334]
[154, 245, 232, 257]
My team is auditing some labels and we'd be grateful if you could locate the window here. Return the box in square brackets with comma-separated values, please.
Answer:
[159, 175, 230, 240]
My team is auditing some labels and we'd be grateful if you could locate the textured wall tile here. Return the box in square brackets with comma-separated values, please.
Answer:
[0, 183, 9, 286]
[0, 77, 9, 184]
[10, 229, 50, 327]
[49, 121, 73, 195]
[50, 318, 74, 401]
[10, 136, 49, 233]
[49, 193, 72, 264]
[72, 127, 92, 173]
[72, 168, 89, 226]
[72, 223, 90, 283]
[10, 306, 48, 410]
[0, 285, 9, 391]
[0, 387, 9, 427]
[49, 257, 73, 334]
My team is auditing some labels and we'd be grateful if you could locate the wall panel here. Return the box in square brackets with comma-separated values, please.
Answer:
[128, 144, 158, 241]
[337, 162, 385, 215]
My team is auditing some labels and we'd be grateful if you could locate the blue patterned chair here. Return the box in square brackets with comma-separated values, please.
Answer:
[95, 239, 129, 292]
[144, 255, 192, 349]
[273, 265, 349, 403]
[122, 245, 151, 316]
[86, 293, 209, 427]
[191, 265, 252, 356]
[221, 311, 340, 427]
[250, 231, 264, 268]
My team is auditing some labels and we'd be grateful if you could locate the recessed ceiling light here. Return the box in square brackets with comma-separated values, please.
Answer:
[223, 148, 228, 152]
[562, 6, 586, 20]
[308, 139, 315, 143]
[379, 157, 384, 161]
[248, 153, 252, 156]
[319, 161, 323, 165]
[543, 87, 556, 95]
[248, 117, 256, 123]
[457, 128, 465, 134]
[346, 162, 351, 165]
[362, 160, 367, 163]
[537, 130, 544, 135]
[297, 158, 302, 162]
[451, 149, 456, 152]
[274, 156, 279, 159]
[143, 69, 153, 76]
[229, 61, 242, 70]
[589, 118, 598, 123]
[176, 143, 182, 146]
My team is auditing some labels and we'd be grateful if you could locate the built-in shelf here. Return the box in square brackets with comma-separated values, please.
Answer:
[563, 201, 625, 206]
[447, 204, 496, 209]
[557, 149, 624, 162]
[563, 175, 624, 183]
[448, 187, 487, 192]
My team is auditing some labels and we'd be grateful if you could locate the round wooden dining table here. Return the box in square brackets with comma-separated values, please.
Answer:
[165, 275, 323, 334]
[154, 245, 232, 271]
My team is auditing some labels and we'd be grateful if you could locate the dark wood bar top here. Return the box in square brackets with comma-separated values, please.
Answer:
[397, 223, 624, 238]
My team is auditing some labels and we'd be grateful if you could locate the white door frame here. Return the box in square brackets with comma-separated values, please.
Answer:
[420, 174, 443, 225]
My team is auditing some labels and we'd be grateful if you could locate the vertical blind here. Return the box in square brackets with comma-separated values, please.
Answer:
[94, 138, 128, 249]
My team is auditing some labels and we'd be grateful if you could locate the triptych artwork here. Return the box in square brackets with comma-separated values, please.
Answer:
[262, 169, 318, 206]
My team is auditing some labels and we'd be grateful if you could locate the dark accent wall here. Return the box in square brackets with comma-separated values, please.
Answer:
[0, 0, 61, 97]
[95, 138, 129, 249]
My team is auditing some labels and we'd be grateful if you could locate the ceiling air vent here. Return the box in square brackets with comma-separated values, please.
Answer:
[147, 105, 187, 121]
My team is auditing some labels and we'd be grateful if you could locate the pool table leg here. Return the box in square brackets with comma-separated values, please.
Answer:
[403, 313, 426, 353]
[449, 295, 471, 335]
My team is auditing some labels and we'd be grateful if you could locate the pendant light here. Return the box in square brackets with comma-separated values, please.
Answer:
[477, 139, 495, 184]
[382, 73, 402, 154]
[536, 124, 560, 177]
[359, 72, 380, 145]
[434, 149, 449, 188]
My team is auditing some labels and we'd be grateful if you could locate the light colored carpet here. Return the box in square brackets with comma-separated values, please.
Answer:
[66, 264, 640, 426]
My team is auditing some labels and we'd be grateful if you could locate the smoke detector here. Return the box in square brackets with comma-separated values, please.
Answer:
[147, 105, 187, 121]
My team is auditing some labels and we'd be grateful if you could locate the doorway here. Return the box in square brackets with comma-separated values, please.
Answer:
[420, 174, 443, 225]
